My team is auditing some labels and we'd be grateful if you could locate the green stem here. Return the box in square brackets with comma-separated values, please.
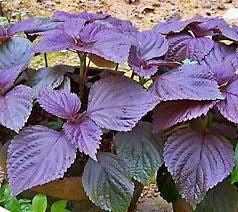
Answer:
[139, 77, 146, 86]
[78, 52, 87, 99]
[115, 63, 119, 71]
[44, 53, 48, 67]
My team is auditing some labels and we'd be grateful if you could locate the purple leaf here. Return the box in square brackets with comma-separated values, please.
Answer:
[7, 125, 77, 195]
[0, 37, 34, 69]
[154, 18, 203, 35]
[212, 123, 238, 140]
[216, 77, 238, 124]
[63, 118, 102, 160]
[8, 18, 61, 35]
[34, 29, 73, 53]
[217, 24, 238, 42]
[0, 66, 24, 94]
[38, 89, 81, 120]
[31, 65, 75, 97]
[201, 43, 236, 85]
[87, 77, 157, 131]
[35, 22, 132, 64]
[164, 128, 234, 205]
[128, 30, 168, 77]
[153, 100, 214, 132]
[166, 33, 214, 62]
[53, 11, 109, 23]
[0, 85, 33, 132]
[151, 64, 223, 101]
[103, 16, 137, 34]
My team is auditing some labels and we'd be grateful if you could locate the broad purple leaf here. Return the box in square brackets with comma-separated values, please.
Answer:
[217, 24, 238, 42]
[31, 65, 75, 97]
[34, 29, 73, 53]
[128, 46, 158, 77]
[164, 128, 234, 205]
[38, 89, 81, 120]
[212, 123, 238, 140]
[154, 18, 203, 35]
[53, 11, 109, 23]
[87, 77, 157, 131]
[128, 30, 168, 77]
[151, 65, 223, 101]
[201, 43, 236, 85]
[63, 118, 102, 160]
[0, 65, 24, 94]
[0, 85, 33, 132]
[216, 77, 238, 124]
[7, 125, 77, 195]
[82, 152, 134, 212]
[8, 18, 61, 35]
[153, 100, 214, 132]
[166, 33, 214, 62]
[35, 22, 132, 63]
[0, 37, 34, 69]
[102, 16, 137, 34]
[136, 30, 168, 60]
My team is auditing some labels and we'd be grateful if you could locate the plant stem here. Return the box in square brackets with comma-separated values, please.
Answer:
[139, 77, 146, 86]
[115, 63, 119, 71]
[131, 71, 135, 79]
[78, 52, 87, 99]
[44, 53, 48, 67]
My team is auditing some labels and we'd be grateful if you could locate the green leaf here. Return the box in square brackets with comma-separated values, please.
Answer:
[82, 153, 134, 212]
[195, 181, 238, 212]
[115, 121, 163, 185]
[51, 200, 68, 212]
[32, 194, 47, 212]
[157, 166, 179, 203]
[231, 143, 238, 183]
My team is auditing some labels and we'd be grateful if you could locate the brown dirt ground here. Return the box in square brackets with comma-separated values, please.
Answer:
[2, 0, 238, 211]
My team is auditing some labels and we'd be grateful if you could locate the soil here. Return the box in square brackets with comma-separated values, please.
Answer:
[2, 0, 238, 211]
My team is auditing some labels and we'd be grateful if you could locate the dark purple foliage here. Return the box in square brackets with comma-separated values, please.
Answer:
[1, 11, 238, 211]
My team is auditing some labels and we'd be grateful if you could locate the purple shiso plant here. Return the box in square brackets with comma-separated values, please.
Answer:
[0, 11, 238, 211]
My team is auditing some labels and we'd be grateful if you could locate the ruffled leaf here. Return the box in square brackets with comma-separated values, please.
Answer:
[128, 30, 168, 77]
[115, 122, 163, 185]
[63, 118, 102, 160]
[87, 77, 157, 131]
[154, 18, 203, 35]
[151, 65, 223, 101]
[153, 100, 214, 131]
[0, 65, 24, 94]
[31, 65, 75, 97]
[164, 128, 234, 205]
[216, 77, 238, 124]
[38, 89, 81, 120]
[82, 152, 134, 212]
[7, 126, 76, 195]
[9, 18, 61, 35]
[0, 37, 34, 69]
[0, 85, 33, 132]
[166, 34, 214, 62]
